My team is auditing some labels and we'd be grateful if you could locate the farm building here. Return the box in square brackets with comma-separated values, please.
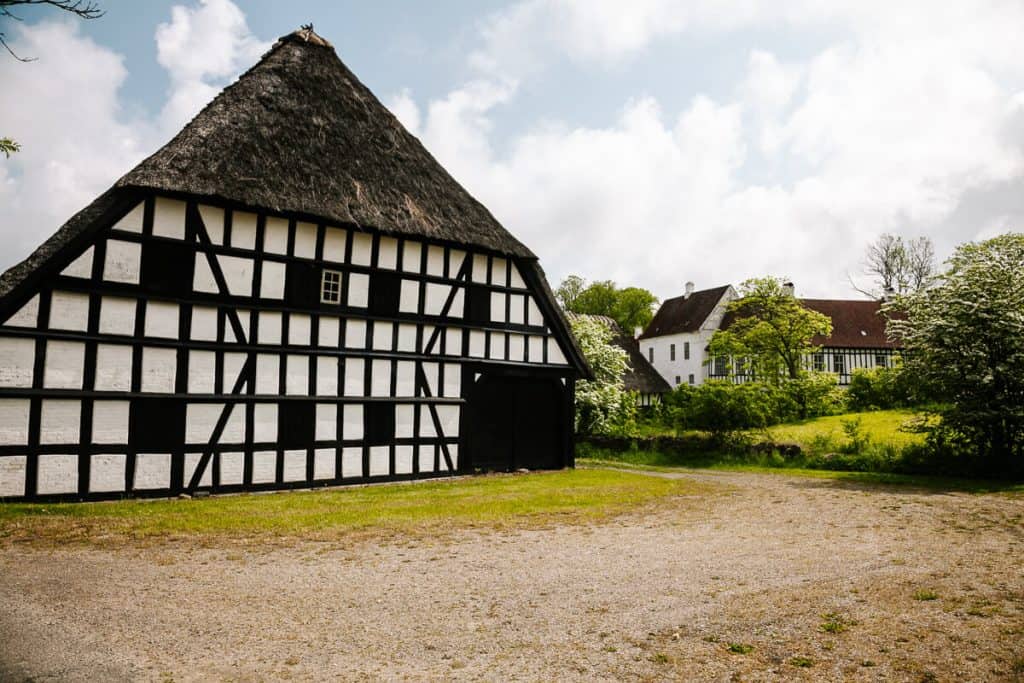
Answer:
[0, 27, 589, 501]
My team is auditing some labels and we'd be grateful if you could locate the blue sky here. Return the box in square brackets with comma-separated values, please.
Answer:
[3, 1, 1023, 300]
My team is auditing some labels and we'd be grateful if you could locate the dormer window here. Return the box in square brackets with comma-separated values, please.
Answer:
[321, 269, 342, 304]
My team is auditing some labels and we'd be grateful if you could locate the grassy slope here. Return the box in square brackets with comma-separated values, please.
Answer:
[0, 469, 709, 547]
[764, 409, 926, 448]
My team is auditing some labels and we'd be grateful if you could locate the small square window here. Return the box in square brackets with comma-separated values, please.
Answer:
[674, 375, 680, 385]
[688, 374, 695, 385]
[321, 269, 342, 304]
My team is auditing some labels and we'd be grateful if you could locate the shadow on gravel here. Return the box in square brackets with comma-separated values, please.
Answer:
[781, 472, 1024, 496]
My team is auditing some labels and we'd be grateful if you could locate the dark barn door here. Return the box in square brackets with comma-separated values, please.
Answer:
[465, 374, 567, 472]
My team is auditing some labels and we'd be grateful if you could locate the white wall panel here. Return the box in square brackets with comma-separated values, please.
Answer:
[395, 361, 415, 396]
[43, 341, 85, 389]
[508, 294, 525, 325]
[198, 205, 225, 244]
[426, 246, 445, 276]
[318, 316, 340, 348]
[547, 339, 568, 365]
[282, 450, 306, 482]
[341, 447, 362, 477]
[417, 405, 436, 438]
[193, 255, 218, 293]
[528, 336, 544, 363]
[491, 257, 508, 286]
[263, 217, 289, 254]
[40, 400, 80, 444]
[89, 454, 126, 493]
[509, 263, 526, 289]
[395, 446, 413, 474]
[436, 405, 460, 437]
[397, 323, 417, 352]
[369, 446, 389, 476]
[294, 222, 317, 258]
[322, 227, 346, 262]
[351, 232, 372, 266]
[252, 451, 277, 484]
[342, 404, 363, 440]
[231, 212, 258, 250]
[190, 306, 218, 341]
[145, 301, 179, 338]
[447, 288, 464, 318]
[472, 254, 488, 283]
[378, 237, 398, 270]
[0, 337, 34, 388]
[113, 202, 144, 232]
[0, 456, 26, 496]
[256, 354, 280, 394]
[446, 445, 459, 471]
[61, 247, 93, 278]
[401, 241, 421, 272]
[370, 359, 391, 397]
[490, 292, 507, 323]
[103, 240, 142, 285]
[141, 347, 177, 392]
[224, 310, 250, 343]
[313, 449, 335, 480]
[445, 328, 462, 356]
[184, 453, 212, 488]
[37, 454, 77, 494]
[0, 400, 30, 445]
[399, 279, 419, 313]
[99, 296, 136, 335]
[152, 197, 186, 239]
[344, 319, 366, 348]
[219, 452, 244, 485]
[258, 311, 282, 344]
[260, 261, 286, 299]
[448, 249, 466, 276]
[443, 364, 461, 397]
[94, 344, 132, 391]
[421, 362, 439, 397]
[395, 404, 415, 438]
[316, 356, 339, 396]
[468, 330, 485, 358]
[253, 403, 277, 443]
[49, 291, 90, 331]
[417, 445, 434, 473]
[91, 401, 130, 444]
[372, 321, 393, 351]
[316, 403, 336, 440]
[488, 333, 506, 360]
[187, 403, 244, 445]
[222, 352, 247, 391]
[527, 297, 544, 327]
[347, 272, 369, 308]
[508, 334, 525, 363]
[343, 358, 364, 396]
[3, 295, 38, 328]
[134, 453, 171, 490]
[289, 314, 311, 346]
[285, 354, 309, 395]
[188, 351, 216, 393]
[219, 255, 254, 296]
[424, 283, 448, 316]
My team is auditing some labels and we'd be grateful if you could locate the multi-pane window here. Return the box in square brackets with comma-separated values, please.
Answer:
[321, 269, 342, 304]
[675, 375, 680, 385]
[875, 354, 887, 368]
[833, 353, 846, 376]
[812, 353, 825, 372]
[688, 374, 695, 385]
[713, 355, 728, 376]
[670, 344, 676, 361]
[684, 342, 690, 360]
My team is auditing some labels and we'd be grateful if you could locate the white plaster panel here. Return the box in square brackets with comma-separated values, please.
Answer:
[527, 297, 544, 327]
[37, 454, 77, 494]
[378, 237, 398, 270]
[225, 310, 250, 343]
[263, 217, 289, 254]
[369, 446, 389, 477]
[395, 361, 415, 397]
[152, 197, 186, 239]
[0, 456, 26, 497]
[114, 202, 144, 232]
[144, 301, 179, 338]
[49, 291, 89, 331]
[184, 453, 212, 488]
[91, 401, 129, 444]
[316, 356, 339, 396]
[318, 316, 340, 348]
[219, 255, 254, 296]
[351, 232, 372, 266]
[343, 358, 364, 396]
[344, 319, 366, 348]
[3, 296, 38, 328]
[222, 352, 247, 391]
[285, 354, 309, 395]
[231, 211, 258, 250]
[134, 453, 171, 490]
[472, 254, 488, 283]
[94, 344, 132, 391]
[488, 333, 506, 360]
[508, 334, 525, 363]
[395, 404, 415, 438]
[509, 263, 526, 289]
[99, 296, 136, 335]
[253, 403, 277, 443]
[347, 272, 369, 308]
[260, 260, 286, 299]
[258, 311, 282, 344]
[191, 306, 218, 341]
[422, 325, 437, 354]
[282, 450, 306, 482]
[192, 254, 217, 294]
[294, 222, 317, 258]
[547, 339, 568, 365]
[252, 451, 277, 484]
[446, 445, 459, 471]
[424, 283, 449, 316]
[426, 246, 445, 276]
[40, 400, 80, 444]
[399, 279, 420, 314]
[219, 451, 244, 485]
[0, 337, 34, 388]
[436, 405, 460, 437]
[372, 321, 393, 351]
[445, 328, 462, 356]
[187, 403, 244, 445]
[314, 449, 335, 480]
[188, 351, 216, 393]
[198, 205, 225, 244]
[490, 292, 507, 323]
[89, 454, 126, 493]
[61, 247, 93, 278]
[0, 400, 29, 446]
[370, 359, 391, 397]
[341, 447, 362, 478]
[342, 404, 363, 440]
[316, 403, 337, 441]
[508, 294, 525, 325]
[256, 354, 280, 394]
[528, 336, 544, 363]
[104, 240, 142, 285]
[418, 405, 436, 438]
[420, 362, 439, 396]
[491, 257, 508, 286]
[395, 446, 413, 475]
[468, 330, 486, 358]
[43, 341, 85, 389]
[401, 241, 421, 272]
[322, 227, 346, 263]
[448, 288, 464, 318]
[448, 249, 466, 277]
[141, 347, 177, 392]
[417, 445, 434, 473]
[443, 364, 461, 397]
[289, 314, 311, 346]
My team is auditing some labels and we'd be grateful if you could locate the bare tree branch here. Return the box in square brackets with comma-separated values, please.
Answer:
[0, 0, 103, 61]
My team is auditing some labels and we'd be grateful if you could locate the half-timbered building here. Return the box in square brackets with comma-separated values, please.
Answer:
[0, 27, 589, 501]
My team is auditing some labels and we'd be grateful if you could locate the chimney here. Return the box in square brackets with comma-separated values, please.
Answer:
[684, 281, 695, 299]
[782, 282, 795, 297]
[882, 286, 896, 302]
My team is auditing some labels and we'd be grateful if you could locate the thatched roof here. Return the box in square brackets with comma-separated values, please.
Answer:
[567, 313, 671, 394]
[639, 285, 730, 339]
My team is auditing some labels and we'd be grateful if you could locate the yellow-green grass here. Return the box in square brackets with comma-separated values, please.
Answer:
[0, 469, 709, 548]
[764, 409, 927, 448]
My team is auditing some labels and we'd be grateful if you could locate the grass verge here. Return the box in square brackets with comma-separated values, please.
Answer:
[0, 468, 710, 548]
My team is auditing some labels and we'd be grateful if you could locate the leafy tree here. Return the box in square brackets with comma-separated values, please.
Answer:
[0, 137, 19, 157]
[888, 233, 1024, 470]
[709, 277, 832, 383]
[554, 274, 585, 310]
[573, 280, 618, 318]
[556, 275, 658, 333]
[852, 233, 935, 297]
[612, 286, 658, 333]
[568, 316, 635, 435]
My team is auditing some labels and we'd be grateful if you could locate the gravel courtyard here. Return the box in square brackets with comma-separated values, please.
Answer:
[1, 469, 1022, 682]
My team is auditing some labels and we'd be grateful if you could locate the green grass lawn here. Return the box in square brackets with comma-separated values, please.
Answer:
[764, 409, 927, 448]
[0, 469, 709, 547]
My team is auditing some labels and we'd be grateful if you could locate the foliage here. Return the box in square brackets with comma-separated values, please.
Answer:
[889, 233, 1024, 472]
[852, 233, 935, 297]
[569, 316, 636, 435]
[782, 372, 847, 418]
[709, 277, 832, 383]
[0, 137, 19, 157]
[847, 364, 916, 410]
[556, 274, 658, 333]
[672, 381, 778, 442]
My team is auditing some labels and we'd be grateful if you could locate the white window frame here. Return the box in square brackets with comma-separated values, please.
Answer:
[321, 269, 343, 304]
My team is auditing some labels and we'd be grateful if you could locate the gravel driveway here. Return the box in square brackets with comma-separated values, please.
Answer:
[1, 469, 1022, 681]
